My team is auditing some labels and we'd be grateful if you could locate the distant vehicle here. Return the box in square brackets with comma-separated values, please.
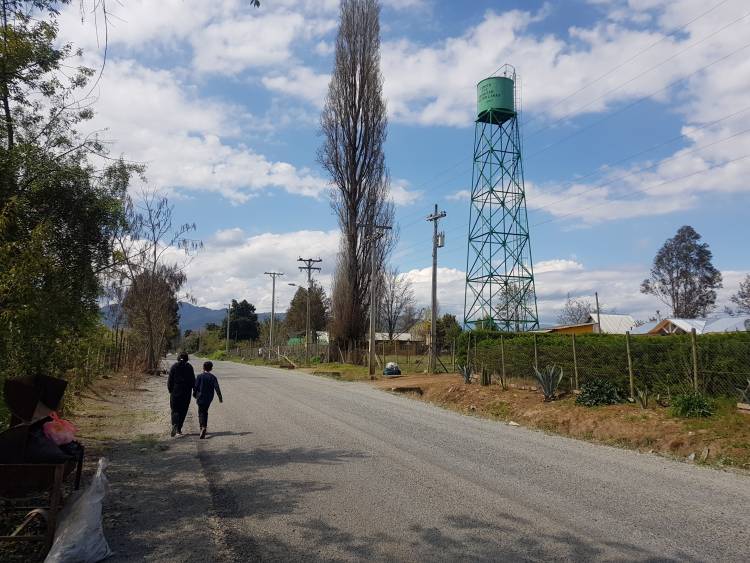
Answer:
[383, 362, 401, 376]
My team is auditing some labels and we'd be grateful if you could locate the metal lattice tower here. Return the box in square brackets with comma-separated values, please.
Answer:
[464, 65, 539, 331]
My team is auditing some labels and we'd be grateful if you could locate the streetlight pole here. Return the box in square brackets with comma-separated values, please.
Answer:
[264, 272, 284, 359]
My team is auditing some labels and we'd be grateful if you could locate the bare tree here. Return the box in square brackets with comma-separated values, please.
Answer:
[114, 192, 200, 371]
[731, 274, 750, 314]
[557, 294, 594, 325]
[379, 268, 415, 340]
[319, 0, 394, 349]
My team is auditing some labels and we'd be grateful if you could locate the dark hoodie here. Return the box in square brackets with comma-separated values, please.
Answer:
[193, 372, 223, 406]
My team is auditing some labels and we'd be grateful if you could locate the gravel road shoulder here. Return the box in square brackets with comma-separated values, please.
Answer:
[69, 369, 235, 562]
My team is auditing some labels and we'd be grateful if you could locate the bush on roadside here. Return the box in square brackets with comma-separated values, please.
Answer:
[671, 391, 714, 418]
[576, 378, 622, 407]
[207, 350, 228, 361]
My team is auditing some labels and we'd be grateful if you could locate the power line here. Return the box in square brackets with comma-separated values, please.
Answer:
[393, 126, 750, 261]
[524, 4, 749, 140]
[392, 0, 741, 210]
[525, 37, 750, 162]
[532, 152, 750, 228]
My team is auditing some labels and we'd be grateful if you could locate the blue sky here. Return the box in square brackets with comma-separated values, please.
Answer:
[60, 0, 750, 323]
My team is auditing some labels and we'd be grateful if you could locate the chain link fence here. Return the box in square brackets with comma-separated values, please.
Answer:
[470, 331, 750, 400]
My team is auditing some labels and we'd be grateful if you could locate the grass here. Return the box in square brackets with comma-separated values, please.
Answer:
[374, 374, 750, 471]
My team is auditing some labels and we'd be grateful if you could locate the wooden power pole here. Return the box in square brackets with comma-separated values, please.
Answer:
[427, 204, 446, 374]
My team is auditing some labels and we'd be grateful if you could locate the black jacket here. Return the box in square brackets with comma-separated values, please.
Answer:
[168, 361, 195, 399]
[193, 372, 223, 406]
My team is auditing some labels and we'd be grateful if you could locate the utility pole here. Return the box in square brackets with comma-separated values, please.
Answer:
[226, 302, 231, 354]
[427, 204, 446, 374]
[360, 223, 392, 378]
[595, 291, 602, 334]
[298, 257, 322, 366]
[264, 272, 284, 360]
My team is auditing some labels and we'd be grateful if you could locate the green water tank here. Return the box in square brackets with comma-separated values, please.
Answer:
[477, 76, 515, 124]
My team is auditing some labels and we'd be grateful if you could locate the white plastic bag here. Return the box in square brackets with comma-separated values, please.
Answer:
[45, 458, 113, 563]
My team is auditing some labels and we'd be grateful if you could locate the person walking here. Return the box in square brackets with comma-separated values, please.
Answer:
[193, 361, 223, 439]
[167, 351, 195, 437]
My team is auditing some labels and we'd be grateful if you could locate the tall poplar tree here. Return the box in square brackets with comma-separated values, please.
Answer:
[318, 0, 394, 349]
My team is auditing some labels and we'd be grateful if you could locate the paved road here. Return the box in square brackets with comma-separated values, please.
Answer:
[191, 360, 748, 562]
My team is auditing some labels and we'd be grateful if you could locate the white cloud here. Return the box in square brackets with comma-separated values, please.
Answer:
[446, 189, 470, 201]
[184, 229, 340, 311]
[400, 260, 745, 324]
[262, 66, 331, 108]
[380, 1, 749, 126]
[192, 12, 336, 74]
[85, 60, 330, 202]
[389, 179, 422, 206]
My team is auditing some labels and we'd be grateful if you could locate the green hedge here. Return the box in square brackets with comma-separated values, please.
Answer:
[460, 330, 750, 398]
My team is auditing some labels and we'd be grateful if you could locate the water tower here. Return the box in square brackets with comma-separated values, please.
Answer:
[463, 65, 539, 331]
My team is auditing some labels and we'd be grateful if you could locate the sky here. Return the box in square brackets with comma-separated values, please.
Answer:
[58, 0, 750, 324]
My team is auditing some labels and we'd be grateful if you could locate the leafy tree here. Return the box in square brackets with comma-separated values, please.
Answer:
[730, 274, 750, 314]
[222, 299, 260, 342]
[436, 314, 462, 345]
[320, 0, 394, 348]
[285, 281, 329, 337]
[641, 226, 722, 318]
[205, 322, 221, 332]
[0, 0, 136, 379]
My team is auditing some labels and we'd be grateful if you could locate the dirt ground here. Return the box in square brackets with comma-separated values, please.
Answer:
[1, 370, 236, 563]
[373, 374, 750, 471]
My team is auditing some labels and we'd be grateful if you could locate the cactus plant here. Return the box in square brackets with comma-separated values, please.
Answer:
[533, 364, 564, 402]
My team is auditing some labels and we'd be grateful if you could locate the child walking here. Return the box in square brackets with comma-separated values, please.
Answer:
[193, 361, 223, 439]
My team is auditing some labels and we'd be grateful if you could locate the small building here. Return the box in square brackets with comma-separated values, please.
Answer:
[374, 332, 424, 343]
[546, 313, 636, 335]
[632, 316, 750, 336]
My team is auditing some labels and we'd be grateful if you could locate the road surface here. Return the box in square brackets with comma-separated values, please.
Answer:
[186, 360, 748, 561]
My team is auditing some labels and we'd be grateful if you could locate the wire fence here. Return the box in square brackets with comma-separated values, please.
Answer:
[469, 331, 750, 400]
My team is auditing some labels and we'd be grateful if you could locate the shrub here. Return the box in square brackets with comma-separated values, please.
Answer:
[207, 350, 228, 361]
[576, 378, 621, 407]
[671, 392, 714, 418]
[533, 365, 564, 401]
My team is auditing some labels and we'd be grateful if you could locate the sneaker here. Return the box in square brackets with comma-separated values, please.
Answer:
[171, 425, 177, 437]
[199, 428, 207, 439]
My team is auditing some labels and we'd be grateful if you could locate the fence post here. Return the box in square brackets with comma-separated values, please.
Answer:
[500, 334, 506, 385]
[572, 333, 579, 390]
[451, 339, 455, 373]
[533, 333, 538, 371]
[625, 331, 634, 400]
[690, 328, 699, 391]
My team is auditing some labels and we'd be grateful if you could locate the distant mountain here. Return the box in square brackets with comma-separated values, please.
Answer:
[102, 301, 282, 333]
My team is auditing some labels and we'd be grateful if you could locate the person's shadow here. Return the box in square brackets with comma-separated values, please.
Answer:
[204, 431, 253, 439]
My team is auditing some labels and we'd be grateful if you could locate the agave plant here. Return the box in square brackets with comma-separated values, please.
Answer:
[533, 365, 564, 402]
[459, 364, 473, 384]
[737, 379, 750, 404]
[635, 387, 650, 409]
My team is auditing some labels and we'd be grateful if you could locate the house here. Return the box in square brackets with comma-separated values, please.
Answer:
[374, 332, 424, 343]
[545, 313, 636, 335]
[632, 315, 750, 335]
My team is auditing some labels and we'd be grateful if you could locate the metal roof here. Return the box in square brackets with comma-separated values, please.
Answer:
[585, 313, 636, 334]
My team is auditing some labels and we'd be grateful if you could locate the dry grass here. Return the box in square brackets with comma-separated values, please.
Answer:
[373, 374, 750, 470]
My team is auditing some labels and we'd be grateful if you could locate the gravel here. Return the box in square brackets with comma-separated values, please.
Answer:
[182, 360, 749, 562]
